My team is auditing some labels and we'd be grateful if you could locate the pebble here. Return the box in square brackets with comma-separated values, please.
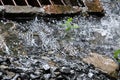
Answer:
[43, 74, 51, 80]
[60, 67, 71, 74]
[30, 73, 39, 79]
[42, 64, 50, 71]
[88, 72, 94, 78]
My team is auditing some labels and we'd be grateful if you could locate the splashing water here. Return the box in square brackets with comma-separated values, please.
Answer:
[16, 0, 120, 59]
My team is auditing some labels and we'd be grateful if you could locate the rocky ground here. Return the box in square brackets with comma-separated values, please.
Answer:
[0, 54, 118, 80]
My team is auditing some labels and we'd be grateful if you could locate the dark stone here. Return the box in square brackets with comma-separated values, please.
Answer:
[0, 58, 4, 65]
[12, 74, 20, 80]
[20, 73, 30, 80]
[43, 74, 51, 80]
[5, 68, 24, 73]
[30, 73, 40, 79]
[56, 75, 64, 80]
[0, 72, 3, 79]
[5, 58, 11, 65]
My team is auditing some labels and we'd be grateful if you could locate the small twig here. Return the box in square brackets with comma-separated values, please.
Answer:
[49, 0, 54, 5]
[0, 0, 4, 6]
[12, 0, 17, 6]
[61, 0, 66, 6]
[37, 0, 42, 7]
[25, 0, 30, 6]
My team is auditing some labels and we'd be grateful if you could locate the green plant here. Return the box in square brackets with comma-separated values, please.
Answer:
[114, 49, 120, 62]
[62, 18, 79, 32]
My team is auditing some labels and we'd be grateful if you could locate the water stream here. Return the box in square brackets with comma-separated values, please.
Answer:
[17, 0, 120, 57]
[0, 0, 120, 80]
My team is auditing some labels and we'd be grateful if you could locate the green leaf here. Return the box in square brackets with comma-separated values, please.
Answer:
[65, 27, 71, 31]
[118, 59, 120, 62]
[67, 18, 73, 22]
[114, 49, 120, 59]
[61, 17, 80, 32]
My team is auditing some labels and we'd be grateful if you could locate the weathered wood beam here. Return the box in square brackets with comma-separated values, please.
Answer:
[0, 0, 104, 19]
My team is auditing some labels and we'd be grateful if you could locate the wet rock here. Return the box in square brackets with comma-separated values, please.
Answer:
[0, 21, 26, 55]
[12, 74, 19, 80]
[6, 71, 16, 79]
[48, 60, 57, 67]
[0, 72, 3, 79]
[6, 68, 24, 73]
[0, 58, 5, 64]
[83, 53, 119, 78]
[60, 67, 71, 74]
[56, 75, 64, 80]
[0, 65, 8, 69]
[20, 73, 30, 80]
[0, 72, 2, 76]
[51, 67, 60, 77]
[43, 74, 51, 80]
[41, 56, 51, 60]
[54, 71, 60, 76]
[88, 72, 94, 78]
[0, 35, 7, 54]
[30, 73, 40, 79]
